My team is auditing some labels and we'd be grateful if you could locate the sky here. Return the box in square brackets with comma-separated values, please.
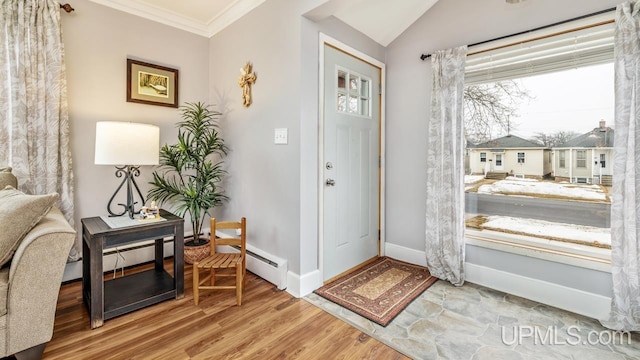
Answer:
[499, 62, 614, 140]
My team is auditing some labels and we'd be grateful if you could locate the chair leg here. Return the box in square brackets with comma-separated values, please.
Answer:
[210, 268, 216, 286]
[236, 264, 242, 306]
[243, 266, 246, 289]
[14, 343, 45, 360]
[193, 263, 199, 305]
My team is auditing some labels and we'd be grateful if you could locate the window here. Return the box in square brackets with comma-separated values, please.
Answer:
[463, 12, 613, 265]
[480, 152, 486, 162]
[337, 68, 371, 117]
[576, 150, 586, 168]
[600, 153, 606, 168]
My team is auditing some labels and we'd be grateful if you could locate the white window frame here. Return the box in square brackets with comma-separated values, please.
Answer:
[463, 12, 614, 271]
[335, 66, 372, 118]
[517, 152, 525, 164]
[576, 150, 587, 168]
[559, 150, 566, 168]
[480, 152, 487, 162]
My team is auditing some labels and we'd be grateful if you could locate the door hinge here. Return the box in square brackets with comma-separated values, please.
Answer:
[378, 156, 381, 167]
[378, 84, 382, 95]
[378, 230, 381, 241]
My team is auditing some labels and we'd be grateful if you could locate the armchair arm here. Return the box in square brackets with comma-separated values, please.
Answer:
[5, 207, 75, 355]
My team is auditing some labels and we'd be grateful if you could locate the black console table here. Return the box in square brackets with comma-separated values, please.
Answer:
[81, 209, 184, 329]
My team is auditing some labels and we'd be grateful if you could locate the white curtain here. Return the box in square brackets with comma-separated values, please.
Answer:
[425, 46, 467, 286]
[602, 0, 640, 331]
[0, 0, 77, 260]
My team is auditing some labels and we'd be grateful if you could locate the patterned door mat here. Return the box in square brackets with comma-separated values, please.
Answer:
[314, 257, 438, 326]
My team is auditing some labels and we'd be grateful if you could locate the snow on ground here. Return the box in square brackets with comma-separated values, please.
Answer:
[464, 175, 485, 184]
[482, 215, 611, 247]
[476, 176, 607, 201]
[464, 175, 486, 191]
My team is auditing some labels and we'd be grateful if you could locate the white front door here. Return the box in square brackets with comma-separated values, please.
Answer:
[322, 44, 380, 281]
[494, 153, 504, 171]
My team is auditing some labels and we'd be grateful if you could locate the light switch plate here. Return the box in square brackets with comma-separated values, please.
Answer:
[274, 128, 288, 145]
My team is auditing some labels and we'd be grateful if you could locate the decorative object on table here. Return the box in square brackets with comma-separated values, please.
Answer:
[127, 59, 179, 108]
[238, 61, 256, 107]
[139, 201, 160, 220]
[193, 217, 246, 306]
[313, 257, 438, 327]
[95, 121, 160, 219]
[148, 102, 229, 264]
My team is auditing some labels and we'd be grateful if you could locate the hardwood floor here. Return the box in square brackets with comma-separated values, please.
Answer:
[42, 260, 409, 359]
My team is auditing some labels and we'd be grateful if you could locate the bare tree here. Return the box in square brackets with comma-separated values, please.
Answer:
[464, 81, 531, 144]
[531, 130, 580, 147]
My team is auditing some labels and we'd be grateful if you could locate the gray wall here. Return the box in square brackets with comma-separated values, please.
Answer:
[208, 0, 384, 276]
[208, 0, 304, 274]
[385, 0, 618, 295]
[60, 0, 617, 295]
[385, 0, 618, 252]
[61, 1, 209, 252]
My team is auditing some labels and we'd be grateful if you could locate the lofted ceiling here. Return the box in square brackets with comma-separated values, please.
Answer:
[88, 0, 439, 46]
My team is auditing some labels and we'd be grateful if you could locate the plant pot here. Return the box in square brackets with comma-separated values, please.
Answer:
[184, 238, 210, 264]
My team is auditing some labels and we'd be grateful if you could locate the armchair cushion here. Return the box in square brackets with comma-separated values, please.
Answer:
[0, 186, 58, 267]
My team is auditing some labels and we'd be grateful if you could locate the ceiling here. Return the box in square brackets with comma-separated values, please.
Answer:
[89, 0, 439, 46]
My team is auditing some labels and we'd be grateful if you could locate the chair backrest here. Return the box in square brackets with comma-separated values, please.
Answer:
[210, 217, 246, 257]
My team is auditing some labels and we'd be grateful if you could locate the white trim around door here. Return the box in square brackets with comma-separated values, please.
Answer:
[318, 33, 386, 283]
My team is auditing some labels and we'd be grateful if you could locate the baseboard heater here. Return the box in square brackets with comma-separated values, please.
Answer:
[100, 232, 288, 290]
[227, 243, 287, 290]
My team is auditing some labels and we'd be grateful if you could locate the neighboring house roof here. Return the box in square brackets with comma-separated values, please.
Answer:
[559, 126, 614, 148]
[471, 135, 546, 149]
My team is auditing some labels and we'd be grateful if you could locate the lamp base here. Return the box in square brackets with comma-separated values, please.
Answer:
[107, 165, 146, 219]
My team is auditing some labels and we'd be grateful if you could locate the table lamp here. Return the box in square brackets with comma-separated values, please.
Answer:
[95, 121, 160, 219]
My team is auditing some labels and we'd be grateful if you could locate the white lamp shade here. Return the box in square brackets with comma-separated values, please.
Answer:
[95, 121, 160, 165]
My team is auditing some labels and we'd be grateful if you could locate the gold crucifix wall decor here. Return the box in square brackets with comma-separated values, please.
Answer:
[238, 62, 257, 107]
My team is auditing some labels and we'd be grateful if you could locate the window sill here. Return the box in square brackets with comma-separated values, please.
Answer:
[465, 228, 611, 273]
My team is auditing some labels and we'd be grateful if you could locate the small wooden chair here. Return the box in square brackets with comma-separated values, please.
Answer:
[193, 217, 246, 306]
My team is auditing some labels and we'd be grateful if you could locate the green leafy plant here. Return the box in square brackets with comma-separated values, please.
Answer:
[148, 102, 228, 246]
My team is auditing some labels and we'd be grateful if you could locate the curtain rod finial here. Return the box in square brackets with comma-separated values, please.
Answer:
[60, 3, 74, 13]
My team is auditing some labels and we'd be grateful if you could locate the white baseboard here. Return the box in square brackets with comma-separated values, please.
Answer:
[465, 262, 611, 320]
[384, 242, 611, 320]
[286, 269, 321, 298]
[64, 235, 289, 291]
[385, 242, 427, 266]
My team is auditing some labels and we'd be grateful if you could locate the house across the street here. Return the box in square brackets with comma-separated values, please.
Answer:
[552, 120, 614, 186]
[468, 135, 552, 179]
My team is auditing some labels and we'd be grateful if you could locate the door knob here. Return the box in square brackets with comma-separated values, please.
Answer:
[326, 179, 336, 186]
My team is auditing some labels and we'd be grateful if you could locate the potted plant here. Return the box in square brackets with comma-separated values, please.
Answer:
[148, 102, 228, 264]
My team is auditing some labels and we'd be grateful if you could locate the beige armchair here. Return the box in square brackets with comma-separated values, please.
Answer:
[0, 168, 75, 360]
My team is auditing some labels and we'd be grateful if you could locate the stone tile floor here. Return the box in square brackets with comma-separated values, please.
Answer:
[305, 281, 640, 359]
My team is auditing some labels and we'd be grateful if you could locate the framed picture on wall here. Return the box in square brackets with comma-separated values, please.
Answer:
[127, 59, 179, 107]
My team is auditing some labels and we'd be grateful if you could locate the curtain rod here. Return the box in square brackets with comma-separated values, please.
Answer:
[419, 6, 616, 61]
[59, 3, 74, 13]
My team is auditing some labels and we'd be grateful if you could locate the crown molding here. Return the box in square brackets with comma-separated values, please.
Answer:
[89, 0, 266, 38]
[207, 0, 267, 37]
